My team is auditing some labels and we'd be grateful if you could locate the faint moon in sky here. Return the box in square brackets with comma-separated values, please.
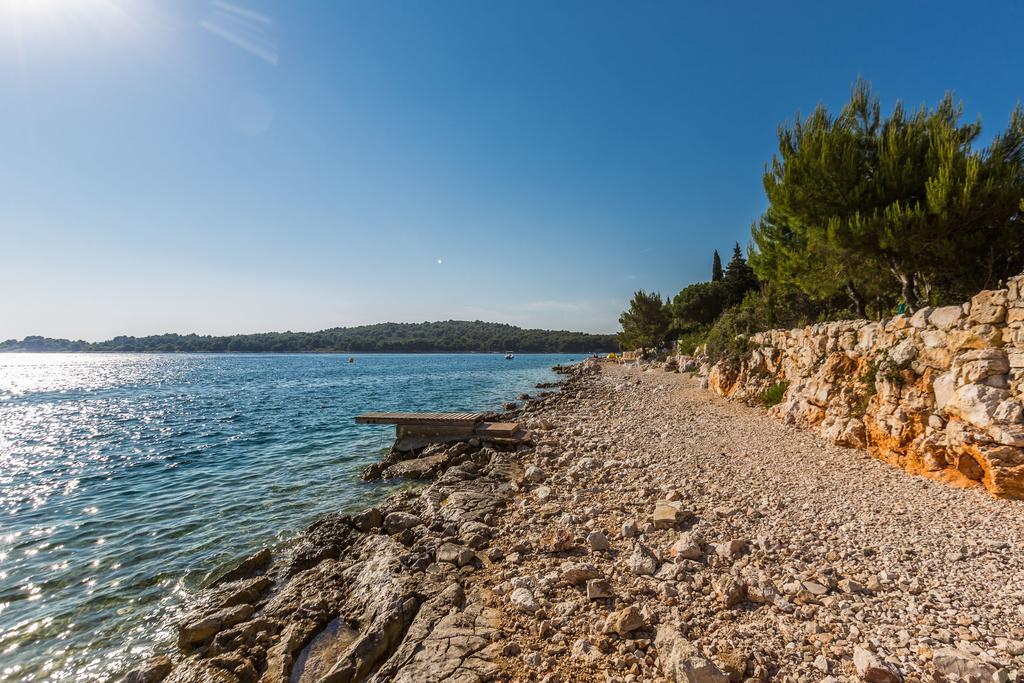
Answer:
[437, 259, 443, 264]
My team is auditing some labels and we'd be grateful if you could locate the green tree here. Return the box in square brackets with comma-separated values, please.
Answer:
[757, 80, 1024, 312]
[722, 243, 759, 307]
[751, 208, 890, 318]
[711, 250, 724, 282]
[671, 281, 724, 327]
[618, 290, 670, 350]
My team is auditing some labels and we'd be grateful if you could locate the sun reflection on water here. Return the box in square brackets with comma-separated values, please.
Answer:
[0, 352, 573, 680]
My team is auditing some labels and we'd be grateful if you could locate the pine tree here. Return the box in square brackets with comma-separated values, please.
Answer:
[618, 290, 670, 351]
[722, 243, 759, 307]
[755, 79, 1024, 311]
[671, 281, 724, 327]
[711, 250, 723, 282]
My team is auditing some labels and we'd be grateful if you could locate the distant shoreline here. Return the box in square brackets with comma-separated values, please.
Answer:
[0, 350, 613, 355]
[0, 320, 618, 355]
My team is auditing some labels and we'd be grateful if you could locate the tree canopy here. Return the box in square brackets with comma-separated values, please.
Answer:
[618, 246, 759, 351]
[618, 290, 670, 350]
[620, 80, 1024, 358]
[722, 243, 759, 307]
[753, 80, 1024, 313]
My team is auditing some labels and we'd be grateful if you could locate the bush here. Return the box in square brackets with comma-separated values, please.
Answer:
[761, 381, 789, 407]
[674, 326, 709, 355]
[703, 293, 767, 362]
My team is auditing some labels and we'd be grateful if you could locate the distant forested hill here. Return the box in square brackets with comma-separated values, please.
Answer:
[0, 321, 617, 354]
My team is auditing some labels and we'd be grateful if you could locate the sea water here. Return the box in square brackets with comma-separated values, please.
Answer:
[0, 353, 577, 681]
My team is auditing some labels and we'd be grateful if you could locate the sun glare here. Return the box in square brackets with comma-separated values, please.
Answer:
[3, 0, 82, 21]
[0, 0, 167, 64]
[1, 0, 139, 37]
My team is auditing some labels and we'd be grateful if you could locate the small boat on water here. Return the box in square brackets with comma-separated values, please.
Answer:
[504, 352, 514, 360]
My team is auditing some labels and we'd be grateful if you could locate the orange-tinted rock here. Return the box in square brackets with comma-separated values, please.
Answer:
[704, 274, 1024, 499]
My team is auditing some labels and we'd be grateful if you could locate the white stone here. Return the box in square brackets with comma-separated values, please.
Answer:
[586, 531, 609, 551]
[944, 383, 1011, 429]
[987, 424, 1024, 447]
[559, 561, 601, 586]
[909, 306, 932, 328]
[509, 587, 539, 613]
[524, 465, 546, 483]
[890, 338, 917, 365]
[628, 542, 659, 575]
[932, 371, 958, 411]
[921, 329, 948, 348]
[655, 625, 729, 682]
[929, 305, 964, 331]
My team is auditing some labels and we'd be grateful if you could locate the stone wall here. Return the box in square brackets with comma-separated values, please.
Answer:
[706, 275, 1024, 498]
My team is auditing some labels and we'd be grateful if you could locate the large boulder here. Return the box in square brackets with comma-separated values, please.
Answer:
[944, 384, 1010, 430]
[969, 289, 1009, 325]
[928, 305, 964, 330]
[958, 348, 1009, 383]
[932, 371, 958, 411]
[178, 604, 254, 648]
[122, 656, 173, 683]
[383, 512, 422, 534]
[949, 324, 1003, 351]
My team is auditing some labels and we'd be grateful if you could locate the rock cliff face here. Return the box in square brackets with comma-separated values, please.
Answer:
[707, 275, 1024, 499]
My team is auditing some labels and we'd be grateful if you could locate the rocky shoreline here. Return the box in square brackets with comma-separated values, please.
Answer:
[128, 361, 1023, 683]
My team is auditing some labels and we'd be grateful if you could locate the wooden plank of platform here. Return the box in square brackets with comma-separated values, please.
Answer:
[473, 422, 520, 438]
[355, 412, 487, 426]
[356, 411, 526, 452]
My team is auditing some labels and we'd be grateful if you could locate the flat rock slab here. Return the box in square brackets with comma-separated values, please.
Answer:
[438, 491, 503, 525]
[383, 453, 450, 479]
[372, 601, 502, 683]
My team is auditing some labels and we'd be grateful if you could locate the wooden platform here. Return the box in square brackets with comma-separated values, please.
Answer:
[473, 422, 520, 437]
[355, 412, 486, 426]
[355, 411, 526, 451]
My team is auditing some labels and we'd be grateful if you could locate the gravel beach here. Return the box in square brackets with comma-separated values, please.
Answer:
[137, 361, 1024, 683]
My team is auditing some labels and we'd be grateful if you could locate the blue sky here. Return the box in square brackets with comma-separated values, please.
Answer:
[1, 1, 1022, 340]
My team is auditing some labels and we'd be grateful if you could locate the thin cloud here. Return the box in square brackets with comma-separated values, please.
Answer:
[201, 2, 278, 65]
[214, 1, 271, 24]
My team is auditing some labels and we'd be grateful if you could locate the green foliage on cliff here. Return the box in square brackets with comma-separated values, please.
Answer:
[754, 80, 1024, 314]
[761, 381, 789, 407]
[0, 322, 617, 354]
[621, 79, 1024, 360]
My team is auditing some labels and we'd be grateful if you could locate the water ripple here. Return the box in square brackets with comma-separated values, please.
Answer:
[0, 352, 572, 681]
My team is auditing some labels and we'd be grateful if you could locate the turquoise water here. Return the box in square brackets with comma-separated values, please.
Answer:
[0, 353, 576, 681]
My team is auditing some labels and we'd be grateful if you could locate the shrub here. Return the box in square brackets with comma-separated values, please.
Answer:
[703, 293, 766, 362]
[761, 380, 789, 407]
[674, 326, 709, 355]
